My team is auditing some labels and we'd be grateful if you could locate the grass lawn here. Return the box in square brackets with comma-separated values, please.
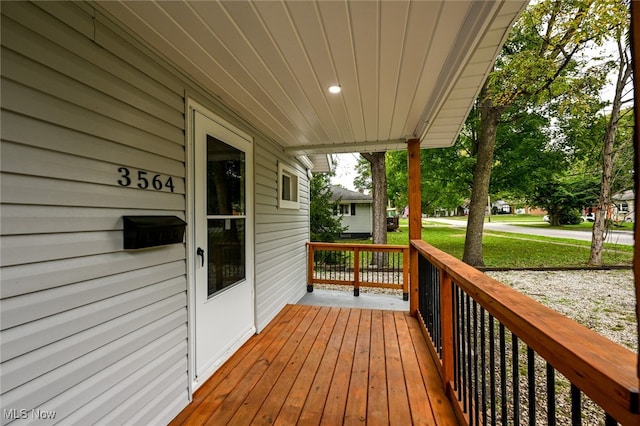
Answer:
[342, 220, 633, 268]
[434, 214, 544, 223]
[439, 213, 635, 231]
[485, 214, 545, 222]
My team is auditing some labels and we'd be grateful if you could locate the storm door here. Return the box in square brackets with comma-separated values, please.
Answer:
[193, 111, 254, 388]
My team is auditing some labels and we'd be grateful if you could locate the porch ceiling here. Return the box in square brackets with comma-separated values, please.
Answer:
[97, 0, 526, 159]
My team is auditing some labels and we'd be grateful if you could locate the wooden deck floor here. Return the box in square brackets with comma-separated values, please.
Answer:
[170, 304, 459, 425]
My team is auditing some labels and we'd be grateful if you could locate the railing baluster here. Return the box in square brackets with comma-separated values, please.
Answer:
[441, 271, 455, 395]
[571, 384, 581, 426]
[513, 333, 520, 425]
[528, 346, 536, 426]
[490, 315, 496, 426]
[467, 293, 474, 422]
[547, 362, 556, 426]
[473, 300, 479, 426]
[436, 269, 441, 353]
[454, 285, 461, 393]
[500, 324, 507, 423]
[456, 288, 464, 394]
[481, 308, 487, 426]
[353, 249, 359, 296]
[460, 290, 467, 408]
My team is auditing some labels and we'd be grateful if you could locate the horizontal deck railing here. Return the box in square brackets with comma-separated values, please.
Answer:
[307, 242, 409, 299]
[412, 239, 639, 426]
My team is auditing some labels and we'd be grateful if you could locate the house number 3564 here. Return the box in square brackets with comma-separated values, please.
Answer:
[117, 167, 175, 192]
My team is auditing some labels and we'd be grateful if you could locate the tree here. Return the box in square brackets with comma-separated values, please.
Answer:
[463, 0, 622, 267]
[384, 108, 561, 219]
[353, 155, 372, 193]
[360, 152, 388, 265]
[385, 151, 409, 211]
[589, 23, 633, 265]
[387, 147, 472, 216]
[310, 173, 345, 242]
[532, 175, 599, 225]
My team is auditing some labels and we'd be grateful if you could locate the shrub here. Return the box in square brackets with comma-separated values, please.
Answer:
[559, 209, 583, 225]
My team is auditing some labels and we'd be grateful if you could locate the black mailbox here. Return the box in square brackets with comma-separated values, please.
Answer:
[123, 216, 186, 249]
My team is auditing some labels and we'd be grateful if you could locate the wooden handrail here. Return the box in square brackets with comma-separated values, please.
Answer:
[411, 239, 639, 425]
[307, 242, 409, 251]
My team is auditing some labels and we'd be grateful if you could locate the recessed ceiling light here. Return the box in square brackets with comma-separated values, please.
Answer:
[328, 85, 342, 94]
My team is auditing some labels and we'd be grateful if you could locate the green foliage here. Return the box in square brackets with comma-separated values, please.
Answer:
[489, 0, 624, 110]
[314, 250, 347, 265]
[559, 209, 583, 225]
[309, 173, 345, 242]
[386, 143, 473, 216]
[609, 111, 636, 193]
[353, 155, 372, 193]
[385, 151, 409, 209]
[491, 109, 566, 198]
[384, 108, 567, 215]
[531, 175, 599, 225]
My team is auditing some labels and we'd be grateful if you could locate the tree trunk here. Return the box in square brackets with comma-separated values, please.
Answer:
[462, 89, 504, 267]
[361, 152, 388, 265]
[589, 39, 631, 265]
[630, 0, 640, 385]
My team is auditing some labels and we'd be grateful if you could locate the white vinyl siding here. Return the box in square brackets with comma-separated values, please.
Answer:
[255, 144, 310, 331]
[1, 0, 311, 422]
[341, 203, 373, 234]
[1, 2, 188, 424]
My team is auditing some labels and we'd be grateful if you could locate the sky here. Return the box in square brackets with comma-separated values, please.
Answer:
[331, 153, 361, 192]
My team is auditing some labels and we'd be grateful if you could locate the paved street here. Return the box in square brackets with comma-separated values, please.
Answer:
[427, 217, 635, 246]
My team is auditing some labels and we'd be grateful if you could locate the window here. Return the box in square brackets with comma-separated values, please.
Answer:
[333, 203, 353, 216]
[278, 162, 300, 209]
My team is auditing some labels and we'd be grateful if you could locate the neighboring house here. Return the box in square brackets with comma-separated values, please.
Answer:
[516, 206, 546, 216]
[613, 190, 636, 223]
[491, 199, 512, 214]
[0, 1, 526, 424]
[330, 186, 373, 239]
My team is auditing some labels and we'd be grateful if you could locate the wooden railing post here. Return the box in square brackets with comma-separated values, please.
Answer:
[402, 247, 409, 301]
[408, 138, 421, 315]
[353, 247, 360, 296]
[440, 269, 455, 396]
[307, 243, 314, 292]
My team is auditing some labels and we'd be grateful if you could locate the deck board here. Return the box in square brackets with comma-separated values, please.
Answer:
[367, 310, 389, 425]
[343, 309, 371, 425]
[383, 310, 412, 424]
[170, 304, 459, 425]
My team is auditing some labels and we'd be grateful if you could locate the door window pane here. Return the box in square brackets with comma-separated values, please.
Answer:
[207, 218, 245, 296]
[207, 135, 245, 216]
[206, 136, 246, 297]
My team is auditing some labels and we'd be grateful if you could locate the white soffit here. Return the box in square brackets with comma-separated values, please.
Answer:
[97, 0, 527, 154]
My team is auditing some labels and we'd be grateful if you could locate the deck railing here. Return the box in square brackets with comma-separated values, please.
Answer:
[412, 239, 639, 425]
[306, 242, 409, 299]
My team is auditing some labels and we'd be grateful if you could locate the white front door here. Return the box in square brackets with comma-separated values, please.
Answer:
[192, 110, 255, 389]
